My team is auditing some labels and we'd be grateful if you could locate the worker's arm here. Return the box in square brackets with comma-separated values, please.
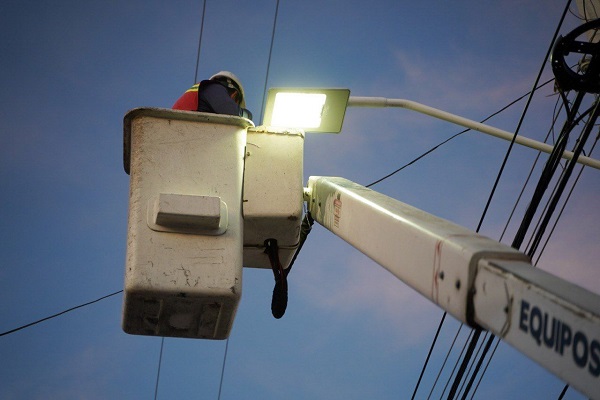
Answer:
[198, 83, 252, 120]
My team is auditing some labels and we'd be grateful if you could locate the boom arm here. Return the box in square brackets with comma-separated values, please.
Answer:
[305, 176, 600, 399]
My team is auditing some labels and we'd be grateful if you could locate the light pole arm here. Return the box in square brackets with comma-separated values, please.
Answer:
[347, 96, 600, 170]
[305, 176, 600, 398]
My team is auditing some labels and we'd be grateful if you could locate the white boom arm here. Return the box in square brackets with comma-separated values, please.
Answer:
[305, 176, 600, 399]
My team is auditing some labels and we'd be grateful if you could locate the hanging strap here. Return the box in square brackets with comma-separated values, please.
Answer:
[264, 212, 314, 319]
[265, 239, 287, 319]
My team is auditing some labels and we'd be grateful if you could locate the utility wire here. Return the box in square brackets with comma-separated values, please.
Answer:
[193, 0, 207, 83]
[258, 0, 281, 124]
[406, 77, 556, 398]
[469, 337, 501, 400]
[217, 337, 230, 400]
[499, 95, 565, 242]
[440, 330, 475, 399]
[557, 383, 570, 399]
[443, 3, 573, 398]
[468, 98, 595, 400]
[154, 337, 165, 400]
[216, 2, 280, 399]
[459, 332, 494, 400]
[366, 77, 556, 189]
[0, 290, 123, 337]
[456, 331, 491, 399]
[469, 102, 600, 400]
[410, 312, 446, 400]
[474, 0, 571, 235]
[446, 329, 482, 399]
[426, 324, 464, 400]
[534, 134, 599, 266]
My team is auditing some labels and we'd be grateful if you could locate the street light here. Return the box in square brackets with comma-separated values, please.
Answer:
[262, 88, 350, 133]
[262, 87, 600, 170]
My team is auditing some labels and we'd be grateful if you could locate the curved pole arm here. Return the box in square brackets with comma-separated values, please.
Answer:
[347, 96, 600, 170]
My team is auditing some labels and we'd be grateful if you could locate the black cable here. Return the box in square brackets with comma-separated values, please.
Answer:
[366, 131, 464, 188]
[217, 338, 230, 400]
[286, 212, 315, 276]
[215, 2, 281, 397]
[366, 77, 556, 189]
[0, 290, 123, 337]
[258, 0, 280, 124]
[557, 383, 570, 400]
[527, 98, 600, 257]
[469, 104, 600, 400]
[469, 337, 501, 400]
[440, 330, 475, 399]
[411, 312, 446, 400]
[449, 5, 573, 397]
[514, 89, 589, 251]
[534, 134, 599, 266]
[475, 0, 572, 235]
[499, 95, 565, 242]
[526, 97, 594, 256]
[459, 333, 494, 400]
[446, 329, 481, 400]
[154, 337, 165, 400]
[456, 331, 490, 399]
[193, 0, 207, 83]
[404, 79, 557, 400]
[426, 324, 464, 400]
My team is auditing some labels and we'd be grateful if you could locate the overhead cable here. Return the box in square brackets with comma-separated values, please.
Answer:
[193, 0, 207, 83]
[0, 290, 123, 337]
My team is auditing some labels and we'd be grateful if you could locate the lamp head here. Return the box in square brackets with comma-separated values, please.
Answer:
[262, 88, 350, 133]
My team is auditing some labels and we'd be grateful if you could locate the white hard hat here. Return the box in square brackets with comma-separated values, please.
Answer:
[210, 71, 246, 108]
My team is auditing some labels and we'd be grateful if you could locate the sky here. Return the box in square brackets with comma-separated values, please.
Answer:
[1, 0, 599, 399]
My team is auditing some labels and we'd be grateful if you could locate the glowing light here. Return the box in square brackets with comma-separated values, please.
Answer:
[270, 93, 327, 128]
[263, 88, 350, 133]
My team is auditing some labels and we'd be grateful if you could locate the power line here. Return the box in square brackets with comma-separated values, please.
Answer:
[0, 290, 123, 337]
[193, 0, 207, 83]
[154, 337, 165, 400]
[217, 337, 230, 400]
[443, 3, 574, 398]
[216, 2, 281, 399]
[467, 97, 600, 400]
[258, 0, 281, 124]
[467, 94, 562, 394]
[411, 312, 446, 400]
[152, 2, 210, 398]
[404, 77, 555, 398]
[426, 323, 464, 400]
[440, 330, 475, 399]
[151, 2, 210, 397]
[557, 383, 570, 399]
[533, 133, 599, 266]
[366, 77, 555, 189]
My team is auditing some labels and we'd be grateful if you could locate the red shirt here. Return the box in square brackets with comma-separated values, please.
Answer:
[172, 83, 200, 111]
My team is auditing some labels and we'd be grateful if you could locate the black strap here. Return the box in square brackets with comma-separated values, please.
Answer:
[264, 212, 315, 319]
[265, 239, 287, 319]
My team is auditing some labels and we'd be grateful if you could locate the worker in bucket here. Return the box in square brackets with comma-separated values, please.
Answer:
[173, 71, 253, 120]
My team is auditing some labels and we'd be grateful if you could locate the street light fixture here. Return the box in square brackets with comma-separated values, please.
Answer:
[262, 88, 350, 133]
[262, 87, 600, 170]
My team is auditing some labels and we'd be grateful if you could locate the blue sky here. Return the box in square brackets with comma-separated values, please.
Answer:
[1, 1, 598, 399]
